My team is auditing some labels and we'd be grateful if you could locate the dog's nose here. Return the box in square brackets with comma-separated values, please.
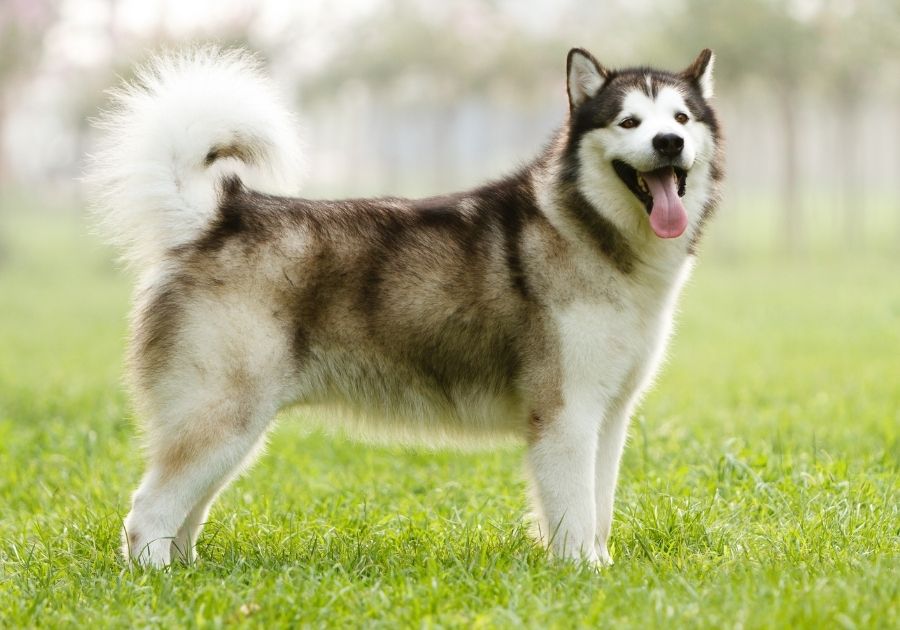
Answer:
[652, 133, 684, 158]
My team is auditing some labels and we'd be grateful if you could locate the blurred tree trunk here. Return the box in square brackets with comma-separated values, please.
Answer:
[837, 91, 862, 249]
[778, 86, 801, 254]
[0, 99, 6, 185]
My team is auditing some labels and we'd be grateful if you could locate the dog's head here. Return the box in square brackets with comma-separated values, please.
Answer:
[564, 48, 721, 240]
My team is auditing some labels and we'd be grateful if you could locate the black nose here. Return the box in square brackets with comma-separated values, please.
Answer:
[653, 133, 684, 158]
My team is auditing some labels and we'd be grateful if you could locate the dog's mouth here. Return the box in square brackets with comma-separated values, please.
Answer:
[612, 160, 688, 239]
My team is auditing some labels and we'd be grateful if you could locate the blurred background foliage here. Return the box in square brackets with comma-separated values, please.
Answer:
[1, 0, 899, 255]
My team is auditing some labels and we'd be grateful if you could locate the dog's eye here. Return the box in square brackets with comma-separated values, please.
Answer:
[674, 112, 689, 124]
[618, 117, 640, 129]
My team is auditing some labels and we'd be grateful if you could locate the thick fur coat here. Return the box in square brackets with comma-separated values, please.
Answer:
[87, 47, 723, 567]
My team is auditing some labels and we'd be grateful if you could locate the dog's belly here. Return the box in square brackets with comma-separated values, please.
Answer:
[291, 345, 527, 444]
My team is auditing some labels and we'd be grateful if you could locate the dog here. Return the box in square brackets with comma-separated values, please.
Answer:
[87, 46, 722, 568]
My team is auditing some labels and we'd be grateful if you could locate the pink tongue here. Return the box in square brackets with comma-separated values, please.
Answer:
[642, 168, 687, 238]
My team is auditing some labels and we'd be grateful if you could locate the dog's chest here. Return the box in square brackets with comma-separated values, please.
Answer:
[553, 270, 684, 408]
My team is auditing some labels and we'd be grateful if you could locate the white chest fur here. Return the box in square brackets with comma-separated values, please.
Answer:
[554, 257, 693, 424]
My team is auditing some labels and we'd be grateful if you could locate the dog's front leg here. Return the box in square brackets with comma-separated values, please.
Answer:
[527, 405, 599, 564]
[593, 398, 632, 566]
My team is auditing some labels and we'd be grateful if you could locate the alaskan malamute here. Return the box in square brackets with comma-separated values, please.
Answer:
[87, 46, 722, 567]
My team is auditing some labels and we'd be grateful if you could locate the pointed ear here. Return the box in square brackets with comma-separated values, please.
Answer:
[567, 48, 608, 111]
[682, 49, 715, 99]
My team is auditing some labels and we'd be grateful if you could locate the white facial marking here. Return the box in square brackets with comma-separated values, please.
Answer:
[614, 87, 697, 171]
[581, 85, 711, 174]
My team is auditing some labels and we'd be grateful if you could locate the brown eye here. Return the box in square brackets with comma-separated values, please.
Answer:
[619, 117, 639, 129]
[674, 112, 689, 124]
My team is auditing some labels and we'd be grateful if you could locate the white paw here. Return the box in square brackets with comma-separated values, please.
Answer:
[552, 539, 603, 567]
[594, 543, 614, 567]
[123, 529, 173, 568]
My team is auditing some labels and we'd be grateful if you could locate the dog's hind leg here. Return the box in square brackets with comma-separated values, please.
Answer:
[122, 369, 279, 567]
[168, 489, 217, 564]
[120, 281, 296, 567]
[169, 432, 268, 563]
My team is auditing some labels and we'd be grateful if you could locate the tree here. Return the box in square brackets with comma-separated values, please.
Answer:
[0, 1, 57, 184]
[813, 0, 898, 248]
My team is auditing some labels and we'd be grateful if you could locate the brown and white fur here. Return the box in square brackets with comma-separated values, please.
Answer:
[86, 46, 723, 568]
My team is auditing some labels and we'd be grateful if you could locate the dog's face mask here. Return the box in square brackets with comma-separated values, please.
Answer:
[566, 48, 718, 239]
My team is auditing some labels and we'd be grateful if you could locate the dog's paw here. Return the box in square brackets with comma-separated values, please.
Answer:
[122, 530, 173, 568]
[594, 543, 614, 568]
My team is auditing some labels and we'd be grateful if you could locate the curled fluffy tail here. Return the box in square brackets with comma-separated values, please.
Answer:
[86, 47, 304, 269]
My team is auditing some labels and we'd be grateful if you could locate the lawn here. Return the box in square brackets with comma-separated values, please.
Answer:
[0, 200, 897, 628]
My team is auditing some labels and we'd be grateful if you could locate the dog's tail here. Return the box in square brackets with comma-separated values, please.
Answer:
[85, 47, 304, 270]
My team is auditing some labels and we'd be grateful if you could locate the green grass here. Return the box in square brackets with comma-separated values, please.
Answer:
[1, 202, 898, 628]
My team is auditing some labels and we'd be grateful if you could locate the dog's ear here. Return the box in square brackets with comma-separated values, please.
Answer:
[567, 48, 608, 111]
[682, 49, 715, 99]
